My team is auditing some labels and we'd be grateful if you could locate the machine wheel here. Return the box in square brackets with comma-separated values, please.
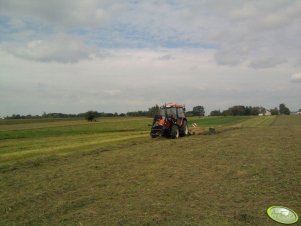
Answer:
[170, 125, 179, 139]
[180, 120, 189, 137]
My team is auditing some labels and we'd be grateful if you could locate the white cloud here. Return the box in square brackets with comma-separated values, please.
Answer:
[291, 72, 301, 82]
[1, 35, 94, 63]
[1, 1, 300, 67]
[1, 48, 300, 115]
[103, 89, 122, 96]
[0, 0, 122, 28]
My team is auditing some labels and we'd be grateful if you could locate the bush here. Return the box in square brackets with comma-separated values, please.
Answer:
[85, 111, 98, 121]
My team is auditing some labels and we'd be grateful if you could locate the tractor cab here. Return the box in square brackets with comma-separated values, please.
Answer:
[150, 103, 188, 139]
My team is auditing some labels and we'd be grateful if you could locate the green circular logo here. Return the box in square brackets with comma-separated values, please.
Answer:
[267, 206, 298, 224]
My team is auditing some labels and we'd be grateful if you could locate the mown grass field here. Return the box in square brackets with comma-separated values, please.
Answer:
[0, 116, 249, 164]
[0, 115, 300, 225]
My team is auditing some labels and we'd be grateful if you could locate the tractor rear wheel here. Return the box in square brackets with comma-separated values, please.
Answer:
[180, 120, 188, 137]
[171, 125, 179, 139]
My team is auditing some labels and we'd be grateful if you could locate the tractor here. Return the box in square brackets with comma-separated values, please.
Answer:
[150, 103, 189, 139]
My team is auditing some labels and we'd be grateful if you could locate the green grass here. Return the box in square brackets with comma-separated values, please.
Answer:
[0, 117, 152, 163]
[0, 116, 260, 163]
[0, 115, 300, 225]
[0, 117, 150, 137]
[188, 116, 250, 128]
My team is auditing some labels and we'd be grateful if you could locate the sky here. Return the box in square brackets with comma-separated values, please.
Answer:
[0, 0, 301, 116]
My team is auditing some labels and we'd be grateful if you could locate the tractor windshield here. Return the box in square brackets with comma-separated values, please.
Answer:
[166, 107, 177, 117]
[160, 107, 179, 118]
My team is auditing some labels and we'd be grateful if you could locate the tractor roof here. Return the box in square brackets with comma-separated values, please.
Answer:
[161, 102, 185, 108]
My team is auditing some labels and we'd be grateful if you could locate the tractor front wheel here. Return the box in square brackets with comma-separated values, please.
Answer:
[171, 125, 179, 139]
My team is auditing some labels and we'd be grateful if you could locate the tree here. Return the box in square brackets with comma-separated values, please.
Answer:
[148, 105, 160, 117]
[126, 111, 148, 117]
[250, 106, 266, 115]
[270, 107, 279, 115]
[185, 111, 194, 117]
[85, 111, 98, 121]
[279, 104, 290, 115]
[222, 109, 231, 116]
[229, 105, 246, 116]
[192, 106, 205, 116]
[210, 110, 221, 116]
[244, 106, 252, 115]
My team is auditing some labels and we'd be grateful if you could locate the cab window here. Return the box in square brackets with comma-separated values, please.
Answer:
[166, 108, 177, 117]
[177, 108, 185, 117]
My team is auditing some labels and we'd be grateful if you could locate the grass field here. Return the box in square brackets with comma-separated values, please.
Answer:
[0, 115, 300, 225]
[0, 117, 151, 163]
[0, 116, 252, 164]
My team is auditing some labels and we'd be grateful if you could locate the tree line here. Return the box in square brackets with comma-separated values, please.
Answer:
[4, 112, 124, 120]
[4, 110, 151, 120]
[209, 104, 291, 116]
[2, 103, 296, 120]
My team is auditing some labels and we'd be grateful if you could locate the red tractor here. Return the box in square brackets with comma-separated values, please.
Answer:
[150, 103, 189, 139]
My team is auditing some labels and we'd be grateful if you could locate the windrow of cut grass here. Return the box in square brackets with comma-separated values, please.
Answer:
[241, 115, 276, 127]
[0, 131, 149, 163]
[271, 114, 301, 126]
[189, 116, 252, 129]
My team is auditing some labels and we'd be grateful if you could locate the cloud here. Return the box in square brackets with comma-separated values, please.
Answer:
[157, 54, 175, 61]
[103, 89, 122, 96]
[203, 1, 301, 68]
[1, 47, 300, 115]
[1, 1, 300, 67]
[214, 47, 247, 66]
[291, 72, 301, 82]
[1, 35, 94, 63]
[0, 0, 122, 28]
[0, 1, 301, 114]
[250, 57, 287, 69]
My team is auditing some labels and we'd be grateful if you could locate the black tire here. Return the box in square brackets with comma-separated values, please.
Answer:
[170, 124, 179, 139]
[180, 120, 189, 137]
